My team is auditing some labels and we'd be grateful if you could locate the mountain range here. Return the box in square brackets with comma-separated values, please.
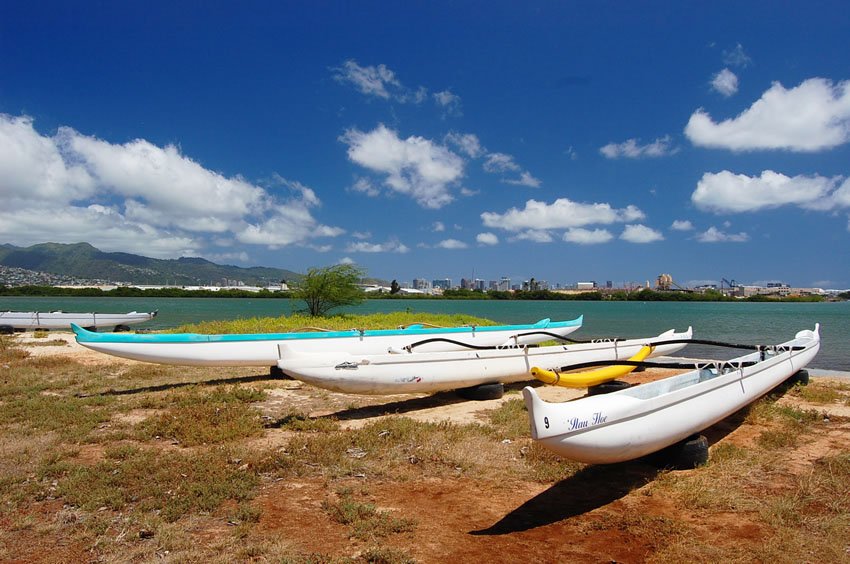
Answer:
[0, 243, 303, 286]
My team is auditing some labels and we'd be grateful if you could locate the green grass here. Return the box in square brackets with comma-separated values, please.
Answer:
[0, 347, 117, 441]
[137, 385, 267, 446]
[487, 397, 530, 440]
[56, 445, 258, 522]
[272, 411, 341, 432]
[170, 312, 496, 334]
[322, 487, 416, 541]
[791, 380, 850, 405]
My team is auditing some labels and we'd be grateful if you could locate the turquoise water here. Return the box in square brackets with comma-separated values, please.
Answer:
[1, 297, 847, 370]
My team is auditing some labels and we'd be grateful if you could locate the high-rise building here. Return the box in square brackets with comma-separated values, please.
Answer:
[432, 278, 452, 290]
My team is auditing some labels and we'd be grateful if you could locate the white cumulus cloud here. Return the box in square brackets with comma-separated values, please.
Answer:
[711, 68, 739, 97]
[685, 78, 850, 152]
[433, 89, 462, 116]
[340, 124, 465, 209]
[723, 43, 752, 68]
[563, 228, 613, 245]
[692, 170, 842, 213]
[671, 220, 694, 231]
[436, 238, 468, 249]
[476, 232, 499, 245]
[0, 115, 95, 203]
[0, 205, 199, 258]
[504, 171, 542, 188]
[0, 114, 342, 258]
[512, 230, 554, 243]
[349, 177, 380, 197]
[696, 226, 750, 243]
[832, 178, 850, 208]
[345, 239, 410, 253]
[600, 136, 677, 159]
[483, 152, 520, 173]
[481, 198, 645, 231]
[444, 132, 485, 158]
[620, 224, 664, 243]
[332, 60, 403, 100]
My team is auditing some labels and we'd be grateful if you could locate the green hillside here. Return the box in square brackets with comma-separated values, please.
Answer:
[0, 243, 303, 286]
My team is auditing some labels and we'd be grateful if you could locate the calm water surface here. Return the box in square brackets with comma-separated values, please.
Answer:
[1, 297, 847, 370]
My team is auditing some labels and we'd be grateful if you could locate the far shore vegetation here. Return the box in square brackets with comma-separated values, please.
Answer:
[169, 312, 497, 334]
[0, 285, 838, 302]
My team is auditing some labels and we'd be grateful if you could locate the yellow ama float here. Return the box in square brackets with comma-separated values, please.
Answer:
[531, 345, 654, 388]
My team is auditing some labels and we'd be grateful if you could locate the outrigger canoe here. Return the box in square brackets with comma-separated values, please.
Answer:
[275, 327, 692, 394]
[522, 325, 820, 464]
[1, 310, 156, 331]
[72, 316, 583, 367]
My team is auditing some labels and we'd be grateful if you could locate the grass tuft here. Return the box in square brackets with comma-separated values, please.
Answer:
[487, 398, 529, 440]
[137, 387, 265, 446]
[56, 446, 258, 522]
[322, 488, 416, 541]
[791, 380, 850, 404]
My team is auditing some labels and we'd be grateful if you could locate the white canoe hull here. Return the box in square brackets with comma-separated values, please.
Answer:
[72, 317, 583, 367]
[522, 325, 820, 464]
[277, 328, 692, 394]
[0, 311, 156, 330]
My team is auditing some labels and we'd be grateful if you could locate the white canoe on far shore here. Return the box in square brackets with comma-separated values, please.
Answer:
[0, 310, 157, 331]
[522, 325, 821, 464]
[276, 327, 693, 394]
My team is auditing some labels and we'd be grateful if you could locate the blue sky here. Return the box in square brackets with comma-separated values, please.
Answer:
[2, 2, 849, 289]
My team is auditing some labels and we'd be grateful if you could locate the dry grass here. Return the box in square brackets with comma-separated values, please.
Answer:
[322, 486, 417, 541]
[791, 379, 850, 405]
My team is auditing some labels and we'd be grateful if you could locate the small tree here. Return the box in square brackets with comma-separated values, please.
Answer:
[390, 279, 401, 294]
[292, 264, 366, 317]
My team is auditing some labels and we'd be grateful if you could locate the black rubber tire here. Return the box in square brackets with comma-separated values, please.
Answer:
[113, 324, 131, 332]
[269, 365, 294, 379]
[653, 434, 709, 469]
[788, 369, 810, 386]
[457, 382, 504, 401]
[0, 325, 14, 335]
[587, 380, 631, 395]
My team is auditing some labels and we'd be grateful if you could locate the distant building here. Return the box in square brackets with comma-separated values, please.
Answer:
[694, 284, 718, 293]
[432, 278, 452, 290]
[576, 281, 597, 291]
[656, 273, 674, 290]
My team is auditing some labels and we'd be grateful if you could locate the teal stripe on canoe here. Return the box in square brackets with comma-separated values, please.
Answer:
[71, 316, 582, 343]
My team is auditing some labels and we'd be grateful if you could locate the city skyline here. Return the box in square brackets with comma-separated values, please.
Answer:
[2, 3, 849, 288]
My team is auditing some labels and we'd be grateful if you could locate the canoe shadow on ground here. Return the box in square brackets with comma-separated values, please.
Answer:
[85, 373, 272, 397]
[471, 406, 754, 535]
[318, 382, 536, 422]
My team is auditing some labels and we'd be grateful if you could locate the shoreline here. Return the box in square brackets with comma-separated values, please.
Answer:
[808, 367, 850, 379]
